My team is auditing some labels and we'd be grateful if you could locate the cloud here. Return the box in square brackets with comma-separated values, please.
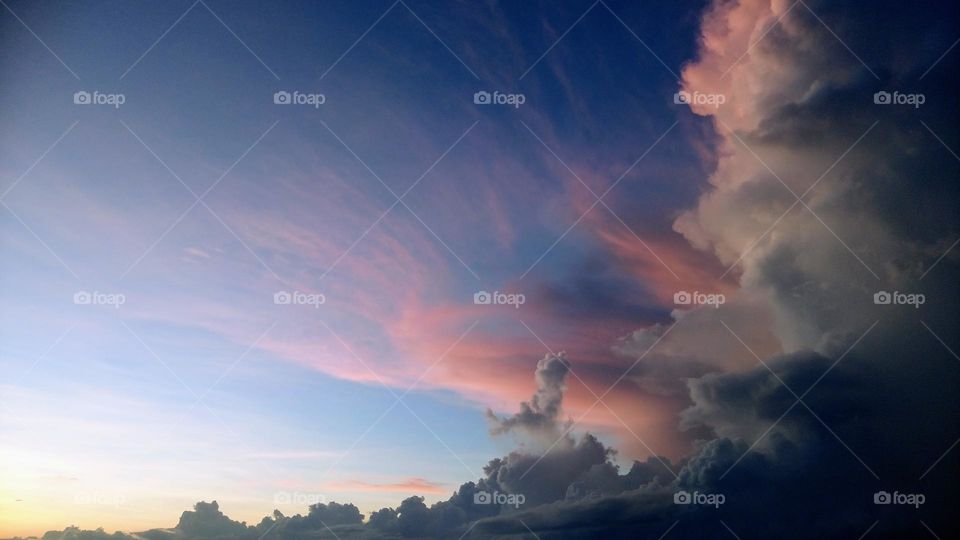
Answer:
[614, 291, 781, 397]
[486, 352, 572, 447]
[174, 500, 251, 538]
[324, 478, 447, 495]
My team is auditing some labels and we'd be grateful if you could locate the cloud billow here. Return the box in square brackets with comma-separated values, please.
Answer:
[486, 352, 571, 446]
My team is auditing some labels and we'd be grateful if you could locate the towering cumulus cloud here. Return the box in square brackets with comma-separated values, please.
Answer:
[476, 0, 960, 537]
[486, 352, 571, 445]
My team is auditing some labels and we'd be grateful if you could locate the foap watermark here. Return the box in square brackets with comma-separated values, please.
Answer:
[473, 490, 525, 508]
[873, 290, 924, 308]
[74, 492, 126, 507]
[874, 490, 925, 508]
[673, 490, 725, 508]
[474, 290, 525, 309]
[274, 290, 325, 308]
[673, 290, 725, 308]
[74, 290, 125, 308]
[873, 90, 924, 108]
[74, 90, 125, 108]
[473, 90, 526, 108]
[674, 90, 725, 108]
[274, 90, 326, 108]
[273, 491, 326, 506]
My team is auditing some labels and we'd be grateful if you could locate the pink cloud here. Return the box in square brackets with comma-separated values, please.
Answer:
[323, 477, 447, 495]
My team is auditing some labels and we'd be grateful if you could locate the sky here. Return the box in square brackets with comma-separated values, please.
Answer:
[1, 0, 958, 539]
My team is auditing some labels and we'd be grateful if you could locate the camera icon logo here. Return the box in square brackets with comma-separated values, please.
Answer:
[74, 91, 91, 105]
[274, 91, 291, 105]
[474, 291, 492, 305]
[274, 291, 292, 304]
[873, 91, 891, 105]
[673, 291, 692, 305]
[473, 490, 492, 504]
[673, 91, 691, 105]
[73, 290, 92, 304]
[873, 291, 892, 305]
[873, 491, 891, 504]
[673, 490, 691, 504]
[474, 91, 491, 105]
[273, 491, 292, 505]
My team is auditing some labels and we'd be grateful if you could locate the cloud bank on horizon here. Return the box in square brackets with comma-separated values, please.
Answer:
[2, 0, 959, 538]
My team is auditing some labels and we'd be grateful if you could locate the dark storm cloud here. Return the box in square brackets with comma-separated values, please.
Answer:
[483, 0, 960, 535]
